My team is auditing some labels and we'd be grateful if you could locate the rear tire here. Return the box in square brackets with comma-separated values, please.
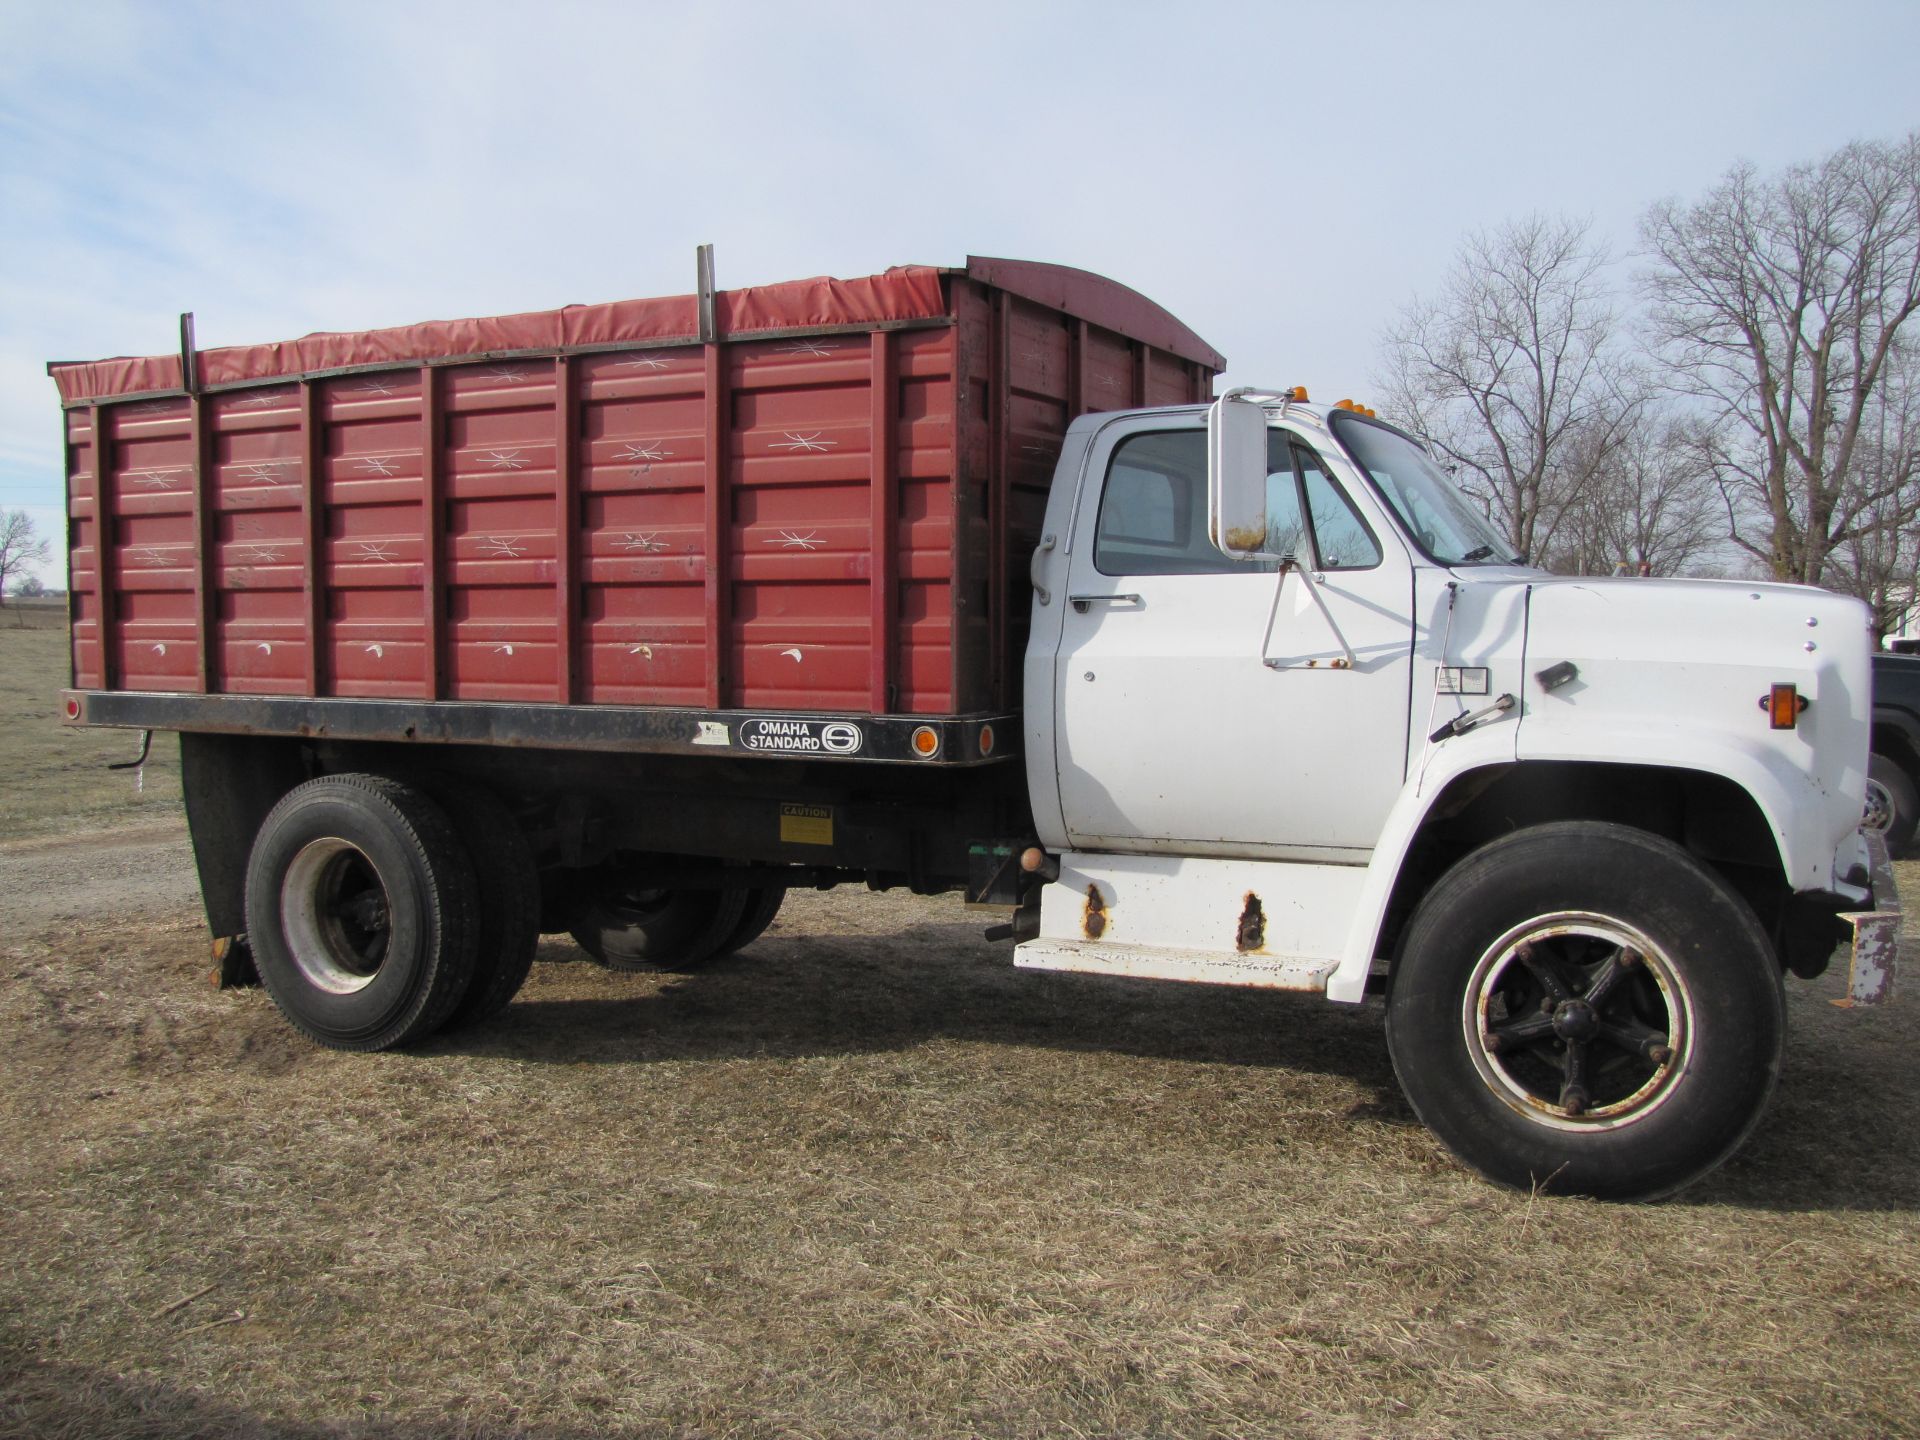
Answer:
[414, 778, 541, 1029]
[710, 886, 786, 960]
[1386, 821, 1784, 1201]
[567, 878, 748, 973]
[244, 775, 478, 1052]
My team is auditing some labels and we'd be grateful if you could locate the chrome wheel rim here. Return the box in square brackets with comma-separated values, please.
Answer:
[1462, 912, 1692, 1132]
[281, 837, 392, 994]
[1863, 777, 1894, 835]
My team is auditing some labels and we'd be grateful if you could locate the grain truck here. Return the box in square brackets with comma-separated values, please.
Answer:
[49, 254, 1901, 1199]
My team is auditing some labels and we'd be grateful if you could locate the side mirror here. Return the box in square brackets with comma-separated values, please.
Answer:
[1207, 392, 1274, 559]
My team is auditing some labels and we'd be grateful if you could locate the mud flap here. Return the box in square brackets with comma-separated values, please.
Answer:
[210, 935, 260, 990]
[1838, 830, 1903, 1007]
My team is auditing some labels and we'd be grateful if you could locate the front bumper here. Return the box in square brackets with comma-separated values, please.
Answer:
[1840, 830, 1903, 1006]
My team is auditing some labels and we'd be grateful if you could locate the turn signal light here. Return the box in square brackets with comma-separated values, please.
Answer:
[1761, 683, 1808, 730]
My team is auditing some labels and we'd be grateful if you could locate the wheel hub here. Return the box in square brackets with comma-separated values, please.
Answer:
[1465, 913, 1691, 1132]
[1863, 779, 1893, 834]
[1552, 998, 1599, 1042]
[282, 836, 394, 995]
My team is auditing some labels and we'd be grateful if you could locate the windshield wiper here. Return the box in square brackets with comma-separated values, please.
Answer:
[1461, 545, 1495, 562]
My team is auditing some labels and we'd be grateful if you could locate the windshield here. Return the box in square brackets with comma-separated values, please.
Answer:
[1330, 414, 1522, 566]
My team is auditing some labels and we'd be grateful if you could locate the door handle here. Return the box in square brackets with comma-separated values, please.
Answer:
[1030, 533, 1056, 605]
[1069, 593, 1143, 613]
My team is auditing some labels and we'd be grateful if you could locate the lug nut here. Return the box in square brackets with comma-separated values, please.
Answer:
[1648, 1044, 1672, 1065]
[1562, 1087, 1589, 1116]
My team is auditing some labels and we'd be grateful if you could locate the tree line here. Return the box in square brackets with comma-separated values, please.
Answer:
[1375, 132, 1920, 639]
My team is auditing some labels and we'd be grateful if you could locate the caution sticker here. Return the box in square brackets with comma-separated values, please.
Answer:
[780, 803, 834, 846]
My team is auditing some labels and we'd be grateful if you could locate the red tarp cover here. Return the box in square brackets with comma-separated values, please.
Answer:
[50, 266, 950, 405]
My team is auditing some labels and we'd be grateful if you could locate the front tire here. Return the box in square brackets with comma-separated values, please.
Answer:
[244, 775, 479, 1051]
[1386, 822, 1784, 1201]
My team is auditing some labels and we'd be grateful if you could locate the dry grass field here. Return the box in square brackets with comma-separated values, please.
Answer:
[0, 603, 182, 838]
[2, 619, 1918, 1438]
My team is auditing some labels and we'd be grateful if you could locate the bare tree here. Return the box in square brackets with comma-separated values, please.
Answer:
[1819, 366, 1920, 637]
[0, 510, 52, 606]
[1639, 133, 1920, 595]
[1541, 415, 1726, 577]
[1377, 214, 1646, 563]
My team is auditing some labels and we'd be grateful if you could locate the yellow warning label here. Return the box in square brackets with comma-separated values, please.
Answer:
[780, 803, 834, 846]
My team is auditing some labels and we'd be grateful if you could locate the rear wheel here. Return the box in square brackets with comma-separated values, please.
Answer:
[567, 877, 748, 972]
[1386, 822, 1784, 1200]
[711, 886, 786, 959]
[414, 778, 541, 1029]
[244, 775, 478, 1051]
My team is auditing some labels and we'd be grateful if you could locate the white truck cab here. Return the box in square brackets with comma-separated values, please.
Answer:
[1020, 390, 1901, 1199]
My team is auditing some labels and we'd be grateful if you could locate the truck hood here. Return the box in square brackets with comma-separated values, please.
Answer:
[1504, 573, 1874, 880]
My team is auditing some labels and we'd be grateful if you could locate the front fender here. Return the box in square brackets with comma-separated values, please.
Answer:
[1327, 717, 1518, 1004]
[1324, 728, 1833, 1006]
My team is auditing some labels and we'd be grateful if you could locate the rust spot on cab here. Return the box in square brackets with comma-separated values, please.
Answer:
[1236, 892, 1266, 952]
[1083, 884, 1108, 940]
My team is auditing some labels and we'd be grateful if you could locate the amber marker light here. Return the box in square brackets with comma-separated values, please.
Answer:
[1761, 683, 1807, 730]
[911, 725, 941, 758]
[977, 724, 995, 757]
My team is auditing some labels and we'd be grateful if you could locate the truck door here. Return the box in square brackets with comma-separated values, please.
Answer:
[1052, 418, 1414, 858]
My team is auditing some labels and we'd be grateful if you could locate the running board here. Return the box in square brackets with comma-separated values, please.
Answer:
[1015, 937, 1337, 992]
[1012, 851, 1359, 993]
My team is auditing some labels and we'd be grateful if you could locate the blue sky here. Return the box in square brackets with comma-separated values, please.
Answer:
[5, 0, 1919, 586]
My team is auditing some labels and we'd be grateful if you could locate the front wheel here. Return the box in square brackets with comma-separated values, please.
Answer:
[1386, 822, 1784, 1201]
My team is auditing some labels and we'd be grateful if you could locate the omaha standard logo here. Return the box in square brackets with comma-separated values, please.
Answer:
[739, 718, 864, 755]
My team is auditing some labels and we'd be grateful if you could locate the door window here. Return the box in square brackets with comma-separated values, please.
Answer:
[1094, 430, 1378, 576]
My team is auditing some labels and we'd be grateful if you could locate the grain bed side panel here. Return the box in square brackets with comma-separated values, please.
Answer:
[439, 360, 562, 702]
[65, 408, 104, 688]
[728, 330, 958, 713]
[211, 384, 323, 696]
[317, 370, 430, 698]
[105, 399, 198, 693]
[949, 280, 996, 714]
[893, 326, 960, 714]
[577, 345, 713, 705]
